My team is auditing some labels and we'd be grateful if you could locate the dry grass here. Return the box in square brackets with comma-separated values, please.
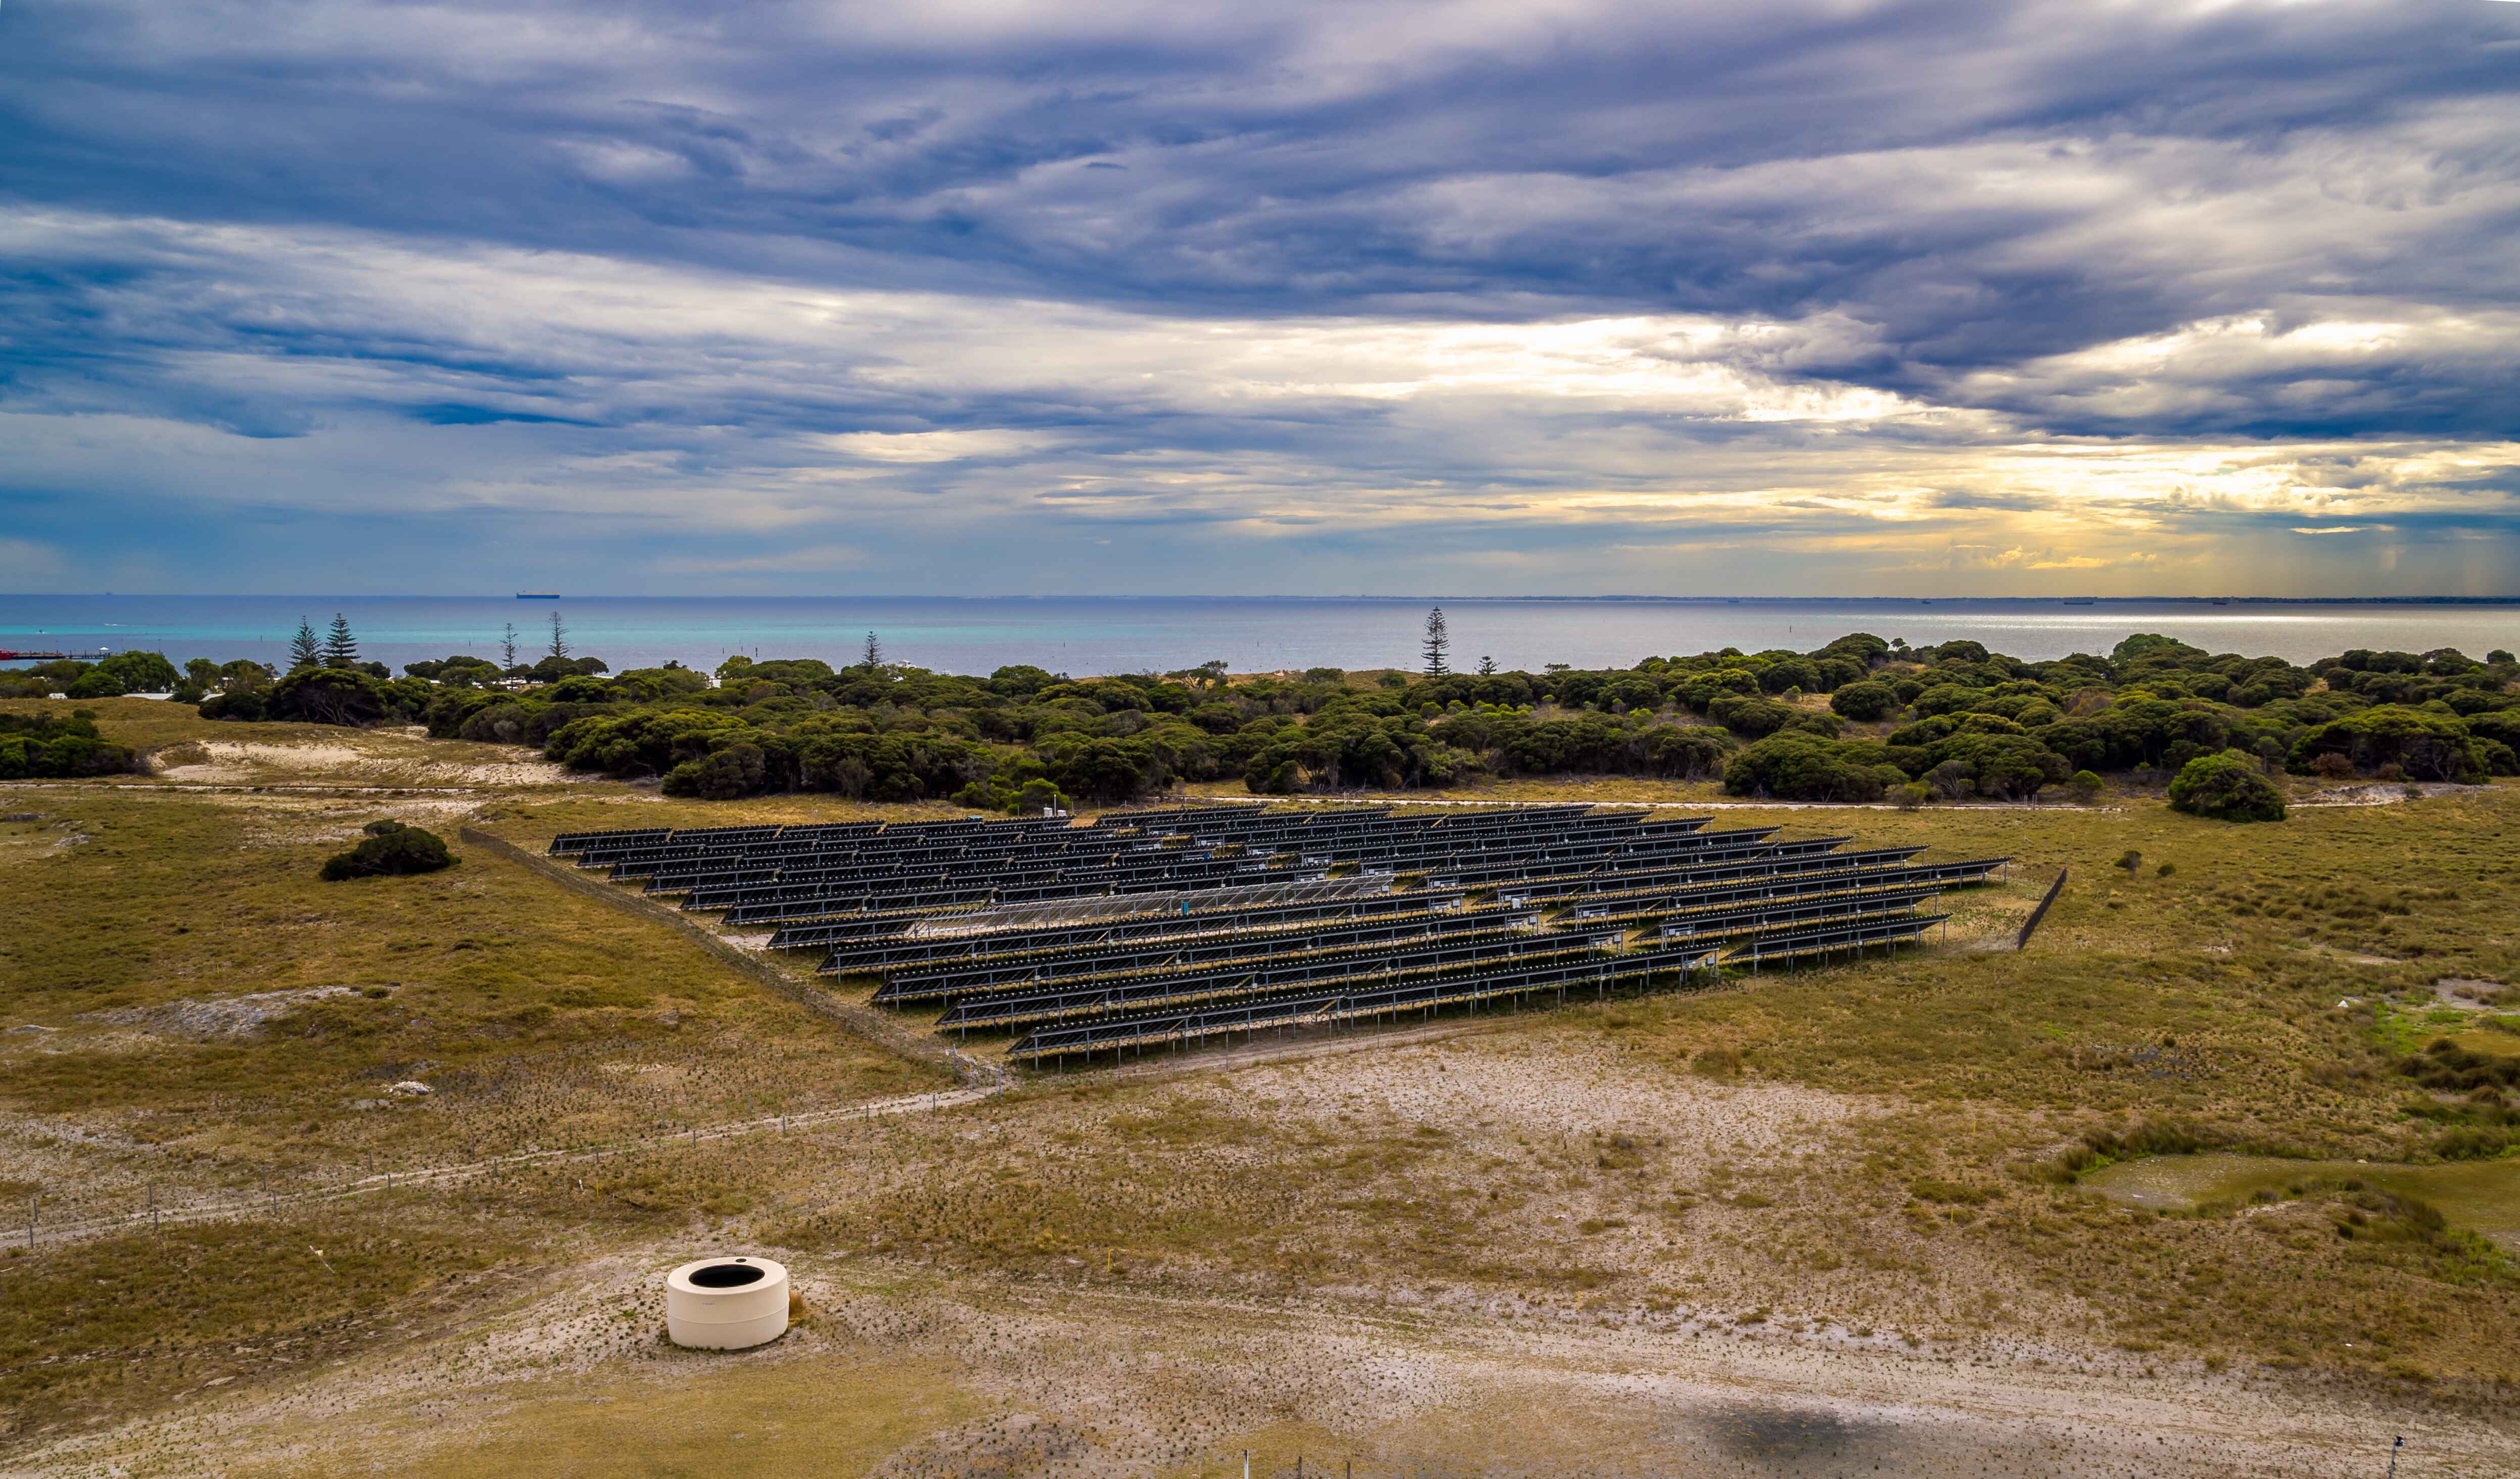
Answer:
[0, 1207, 525, 1440]
[0, 785, 943, 1229]
[233, 1357, 981, 1479]
[5, 705, 2519, 1473]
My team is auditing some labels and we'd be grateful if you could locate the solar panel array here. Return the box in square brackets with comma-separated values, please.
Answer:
[548, 803, 2005, 1062]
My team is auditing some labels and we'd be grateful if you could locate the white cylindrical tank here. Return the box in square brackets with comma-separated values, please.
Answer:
[664, 1256, 790, 1350]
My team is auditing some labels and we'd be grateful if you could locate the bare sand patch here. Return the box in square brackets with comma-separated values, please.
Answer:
[83, 985, 368, 1041]
[156, 739, 583, 789]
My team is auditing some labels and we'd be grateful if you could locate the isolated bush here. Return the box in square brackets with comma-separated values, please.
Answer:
[320, 822, 455, 881]
[2067, 769, 2103, 802]
[2168, 749, 2287, 823]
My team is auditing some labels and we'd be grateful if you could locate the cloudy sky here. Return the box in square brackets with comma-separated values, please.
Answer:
[4, 0, 2516, 597]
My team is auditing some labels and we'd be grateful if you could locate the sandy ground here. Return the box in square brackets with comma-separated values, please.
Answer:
[19, 1241, 2520, 1479]
[11, 1024, 2518, 1477]
[152, 740, 583, 789]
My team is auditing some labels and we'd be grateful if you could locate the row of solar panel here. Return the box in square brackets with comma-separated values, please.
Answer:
[786, 887, 1466, 961]
[936, 928, 1639, 1033]
[1003, 945, 1720, 1060]
[882, 888, 1937, 1023]
[1001, 908, 1956, 1061]
[677, 827, 1765, 917]
[602, 808, 1687, 881]
[708, 837, 1933, 929]
[554, 803, 1666, 874]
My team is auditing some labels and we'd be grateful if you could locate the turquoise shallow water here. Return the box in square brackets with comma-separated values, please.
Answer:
[4, 595, 2514, 678]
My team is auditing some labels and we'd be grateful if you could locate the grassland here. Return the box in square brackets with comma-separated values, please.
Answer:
[4, 696, 2518, 1476]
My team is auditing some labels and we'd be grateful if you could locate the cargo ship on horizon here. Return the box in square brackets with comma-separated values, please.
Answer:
[515, 591, 561, 599]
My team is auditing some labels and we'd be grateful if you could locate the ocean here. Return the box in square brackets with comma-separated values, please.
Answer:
[4, 595, 2515, 678]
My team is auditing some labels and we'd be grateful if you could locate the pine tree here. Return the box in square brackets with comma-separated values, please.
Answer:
[862, 631, 882, 670]
[289, 619, 323, 671]
[1478, 654, 1497, 676]
[500, 623, 519, 671]
[322, 613, 358, 669]
[547, 611, 569, 662]
[1420, 606, 1450, 677]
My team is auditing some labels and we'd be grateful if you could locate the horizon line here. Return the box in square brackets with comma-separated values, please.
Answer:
[13, 592, 2520, 605]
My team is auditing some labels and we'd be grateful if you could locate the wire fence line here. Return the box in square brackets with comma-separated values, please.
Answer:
[2015, 867, 2069, 951]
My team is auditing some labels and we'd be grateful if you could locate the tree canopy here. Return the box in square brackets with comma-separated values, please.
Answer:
[123, 628, 2520, 804]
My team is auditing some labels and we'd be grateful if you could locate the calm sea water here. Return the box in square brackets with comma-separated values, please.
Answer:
[4, 596, 2515, 677]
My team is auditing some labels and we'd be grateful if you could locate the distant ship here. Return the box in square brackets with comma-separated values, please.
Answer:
[2061, 597, 2096, 606]
[515, 591, 561, 600]
[2209, 598, 2230, 606]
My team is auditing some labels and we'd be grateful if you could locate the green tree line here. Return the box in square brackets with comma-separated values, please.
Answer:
[9, 629, 2515, 808]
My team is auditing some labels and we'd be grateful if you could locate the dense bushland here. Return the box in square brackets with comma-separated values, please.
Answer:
[25, 627, 2503, 805]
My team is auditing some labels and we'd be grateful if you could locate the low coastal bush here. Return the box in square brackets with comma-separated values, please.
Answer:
[2168, 749, 2288, 823]
[319, 821, 456, 881]
[0, 711, 142, 779]
[2288, 704, 2503, 785]
[1722, 732, 1906, 802]
[106, 624, 2520, 802]
[1827, 679, 1901, 721]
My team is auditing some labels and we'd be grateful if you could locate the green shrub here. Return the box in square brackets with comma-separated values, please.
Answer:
[663, 743, 768, 799]
[264, 667, 404, 727]
[94, 650, 179, 694]
[2287, 705, 2493, 784]
[1007, 778, 1070, 815]
[1722, 732, 1906, 801]
[319, 822, 455, 881]
[198, 688, 269, 722]
[0, 711, 142, 779]
[1827, 680, 1900, 721]
[2167, 749, 2287, 823]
